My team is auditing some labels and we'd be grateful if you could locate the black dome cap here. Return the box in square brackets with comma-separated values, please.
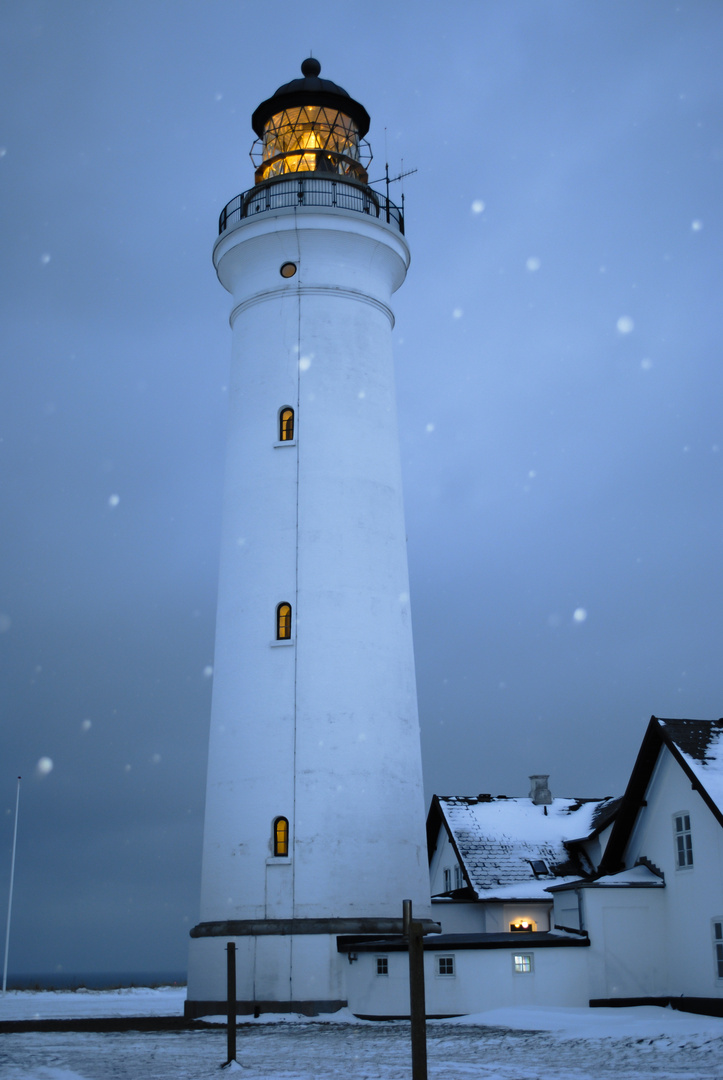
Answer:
[251, 59, 370, 139]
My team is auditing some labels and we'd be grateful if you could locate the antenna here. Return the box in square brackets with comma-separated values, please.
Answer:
[2, 777, 21, 995]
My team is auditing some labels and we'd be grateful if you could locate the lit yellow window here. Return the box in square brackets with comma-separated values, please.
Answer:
[279, 407, 294, 442]
[276, 602, 292, 640]
[274, 816, 289, 857]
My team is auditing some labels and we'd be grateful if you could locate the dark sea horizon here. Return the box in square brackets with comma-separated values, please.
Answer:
[6, 971, 187, 991]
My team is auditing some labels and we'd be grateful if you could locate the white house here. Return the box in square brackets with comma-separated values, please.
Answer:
[343, 720, 723, 1018]
[550, 716, 723, 1013]
[340, 777, 619, 1017]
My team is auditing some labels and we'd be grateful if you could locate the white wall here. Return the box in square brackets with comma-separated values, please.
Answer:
[346, 946, 590, 1017]
[577, 887, 666, 1000]
[623, 747, 723, 998]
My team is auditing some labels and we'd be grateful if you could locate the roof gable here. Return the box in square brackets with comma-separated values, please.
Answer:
[599, 716, 723, 875]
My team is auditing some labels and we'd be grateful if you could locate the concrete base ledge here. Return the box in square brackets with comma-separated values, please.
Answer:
[184, 998, 346, 1020]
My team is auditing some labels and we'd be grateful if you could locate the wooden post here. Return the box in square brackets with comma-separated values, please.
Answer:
[403, 899, 428, 1080]
[223, 941, 237, 1067]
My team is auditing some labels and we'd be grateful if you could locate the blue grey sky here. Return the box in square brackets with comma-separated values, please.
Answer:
[1, 0, 721, 975]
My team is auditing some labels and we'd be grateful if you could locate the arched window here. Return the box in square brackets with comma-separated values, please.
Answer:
[274, 816, 289, 857]
[279, 407, 294, 442]
[276, 602, 292, 640]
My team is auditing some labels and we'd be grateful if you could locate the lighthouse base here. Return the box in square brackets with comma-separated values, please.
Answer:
[185, 917, 440, 1019]
[185, 930, 347, 1020]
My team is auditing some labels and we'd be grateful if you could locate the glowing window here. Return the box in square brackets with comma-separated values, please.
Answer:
[279, 408, 294, 442]
[513, 954, 533, 974]
[276, 603, 292, 640]
[274, 816, 289, 857]
[674, 813, 693, 868]
[510, 919, 536, 932]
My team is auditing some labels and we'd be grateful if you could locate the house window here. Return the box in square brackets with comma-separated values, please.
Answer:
[437, 956, 455, 977]
[513, 953, 533, 974]
[376, 957, 389, 976]
[454, 866, 464, 889]
[443, 868, 452, 892]
[714, 921, 723, 980]
[273, 816, 289, 857]
[279, 407, 294, 442]
[276, 603, 292, 640]
[674, 813, 693, 868]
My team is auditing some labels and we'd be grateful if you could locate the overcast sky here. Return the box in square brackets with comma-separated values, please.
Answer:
[1, 1, 721, 977]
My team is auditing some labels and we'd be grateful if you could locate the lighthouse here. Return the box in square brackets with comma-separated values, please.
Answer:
[186, 59, 434, 1018]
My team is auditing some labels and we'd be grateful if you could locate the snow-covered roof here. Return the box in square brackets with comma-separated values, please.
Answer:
[661, 717, 723, 818]
[430, 795, 617, 901]
[549, 863, 665, 891]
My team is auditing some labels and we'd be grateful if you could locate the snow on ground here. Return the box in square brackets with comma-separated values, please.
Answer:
[2, 990, 723, 1079]
[0, 986, 186, 1020]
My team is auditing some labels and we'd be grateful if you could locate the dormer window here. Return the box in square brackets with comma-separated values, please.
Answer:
[528, 859, 549, 877]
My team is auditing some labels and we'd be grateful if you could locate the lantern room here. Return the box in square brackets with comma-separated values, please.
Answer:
[250, 58, 371, 185]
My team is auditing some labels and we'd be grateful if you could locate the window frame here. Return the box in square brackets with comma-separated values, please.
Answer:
[713, 920, 723, 982]
[513, 953, 534, 975]
[276, 602, 292, 641]
[273, 816, 289, 857]
[436, 955, 455, 978]
[673, 811, 694, 870]
[278, 406, 295, 443]
[443, 867, 452, 892]
[376, 956, 389, 976]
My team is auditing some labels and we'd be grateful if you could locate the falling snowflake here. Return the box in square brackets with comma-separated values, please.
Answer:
[81, 719, 92, 731]
[526, 257, 541, 272]
[36, 757, 54, 776]
[691, 219, 703, 231]
[616, 316, 634, 334]
[471, 200, 485, 214]
[425, 423, 435, 433]
[452, 308, 463, 319]
[299, 356, 312, 371]
[203, 665, 213, 678]
[40, 253, 51, 265]
[108, 494, 120, 508]
[573, 608, 588, 623]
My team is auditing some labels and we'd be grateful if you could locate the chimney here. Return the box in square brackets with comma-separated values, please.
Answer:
[529, 775, 552, 805]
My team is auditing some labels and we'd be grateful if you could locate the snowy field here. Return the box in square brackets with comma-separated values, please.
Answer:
[2, 988, 723, 1079]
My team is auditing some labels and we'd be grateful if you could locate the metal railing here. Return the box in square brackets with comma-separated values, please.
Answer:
[218, 176, 404, 236]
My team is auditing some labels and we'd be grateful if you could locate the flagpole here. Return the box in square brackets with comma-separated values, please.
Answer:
[2, 777, 21, 995]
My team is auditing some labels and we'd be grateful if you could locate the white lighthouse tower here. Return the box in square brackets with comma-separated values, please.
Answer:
[186, 59, 434, 1018]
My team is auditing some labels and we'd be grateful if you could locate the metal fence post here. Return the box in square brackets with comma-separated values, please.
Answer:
[223, 941, 237, 1067]
[403, 899, 428, 1080]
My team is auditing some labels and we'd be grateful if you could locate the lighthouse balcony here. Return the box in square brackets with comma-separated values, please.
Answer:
[218, 175, 404, 236]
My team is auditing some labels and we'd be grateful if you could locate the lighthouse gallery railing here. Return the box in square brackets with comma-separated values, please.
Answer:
[219, 176, 404, 236]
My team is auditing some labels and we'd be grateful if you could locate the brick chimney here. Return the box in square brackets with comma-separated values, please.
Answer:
[529, 775, 552, 805]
